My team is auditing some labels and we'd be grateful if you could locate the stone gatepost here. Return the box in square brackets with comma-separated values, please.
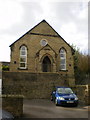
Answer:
[2, 95, 23, 118]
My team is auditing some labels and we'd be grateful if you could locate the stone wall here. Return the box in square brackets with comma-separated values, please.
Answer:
[2, 72, 71, 98]
[2, 72, 89, 105]
[88, 85, 90, 105]
[2, 95, 23, 117]
[71, 85, 89, 105]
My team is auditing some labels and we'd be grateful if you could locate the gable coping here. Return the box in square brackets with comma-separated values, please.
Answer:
[9, 20, 75, 54]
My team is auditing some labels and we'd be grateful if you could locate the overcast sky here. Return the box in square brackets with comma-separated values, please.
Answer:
[0, 0, 89, 62]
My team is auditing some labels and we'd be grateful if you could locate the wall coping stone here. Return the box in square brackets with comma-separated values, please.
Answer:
[0, 94, 24, 98]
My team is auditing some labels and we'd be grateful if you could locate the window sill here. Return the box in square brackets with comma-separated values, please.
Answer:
[59, 70, 68, 72]
[18, 68, 28, 70]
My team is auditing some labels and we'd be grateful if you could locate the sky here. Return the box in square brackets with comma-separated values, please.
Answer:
[0, 0, 89, 62]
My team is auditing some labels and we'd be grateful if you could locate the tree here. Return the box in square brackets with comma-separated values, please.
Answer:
[71, 44, 89, 85]
[2, 65, 9, 71]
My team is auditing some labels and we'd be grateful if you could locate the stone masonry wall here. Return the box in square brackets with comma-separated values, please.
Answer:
[10, 21, 75, 78]
[71, 85, 89, 105]
[2, 72, 70, 99]
[2, 72, 89, 106]
[2, 95, 23, 117]
[88, 85, 90, 105]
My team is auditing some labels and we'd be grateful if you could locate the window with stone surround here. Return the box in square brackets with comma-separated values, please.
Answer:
[60, 48, 66, 70]
[20, 46, 27, 69]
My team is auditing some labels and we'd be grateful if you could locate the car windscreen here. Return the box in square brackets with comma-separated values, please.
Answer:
[57, 88, 73, 94]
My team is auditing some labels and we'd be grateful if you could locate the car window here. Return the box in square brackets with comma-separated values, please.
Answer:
[57, 88, 73, 94]
[65, 88, 73, 94]
[57, 88, 64, 93]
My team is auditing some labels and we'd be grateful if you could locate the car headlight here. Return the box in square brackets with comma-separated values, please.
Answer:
[60, 97, 65, 100]
[56, 97, 65, 100]
[75, 97, 78, 100]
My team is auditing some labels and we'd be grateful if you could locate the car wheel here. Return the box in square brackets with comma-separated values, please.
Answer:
[74, 103, 78, 107]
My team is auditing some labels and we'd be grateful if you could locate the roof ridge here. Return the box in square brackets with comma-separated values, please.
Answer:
[9, 20, 74, 53]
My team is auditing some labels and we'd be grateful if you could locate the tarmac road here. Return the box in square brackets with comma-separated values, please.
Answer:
[23, 99, 89, 118]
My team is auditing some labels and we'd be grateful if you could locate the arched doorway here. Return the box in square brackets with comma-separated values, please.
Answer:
[42, 56, 51, 72]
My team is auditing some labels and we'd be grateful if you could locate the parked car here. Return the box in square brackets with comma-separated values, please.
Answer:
[0, 109, 14, 120]
[51, 87, 78, 106]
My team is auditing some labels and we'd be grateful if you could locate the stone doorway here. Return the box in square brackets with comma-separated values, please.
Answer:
[42, 56, 51, 72]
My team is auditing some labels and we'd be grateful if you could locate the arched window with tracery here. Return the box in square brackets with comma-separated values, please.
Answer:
[60, 48, 66, 70]
[20, 45, 27, 69]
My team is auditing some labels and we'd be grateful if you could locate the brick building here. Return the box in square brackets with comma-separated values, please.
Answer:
[9, 20, 75, 86]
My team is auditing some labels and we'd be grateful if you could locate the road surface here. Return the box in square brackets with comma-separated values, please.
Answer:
[23, 99, 89, 118]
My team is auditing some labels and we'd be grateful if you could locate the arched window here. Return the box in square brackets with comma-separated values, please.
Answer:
[60, 48, 66, 70]
[20, 46, 27, 69]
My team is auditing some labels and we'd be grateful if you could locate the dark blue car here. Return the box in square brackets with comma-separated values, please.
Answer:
[51, 87, 78, 106]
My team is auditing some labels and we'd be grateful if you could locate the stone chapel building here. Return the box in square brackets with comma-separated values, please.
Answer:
[9, 20, 75, 86]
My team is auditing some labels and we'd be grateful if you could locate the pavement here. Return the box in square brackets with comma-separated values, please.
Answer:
[23, 99, 89, 118]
